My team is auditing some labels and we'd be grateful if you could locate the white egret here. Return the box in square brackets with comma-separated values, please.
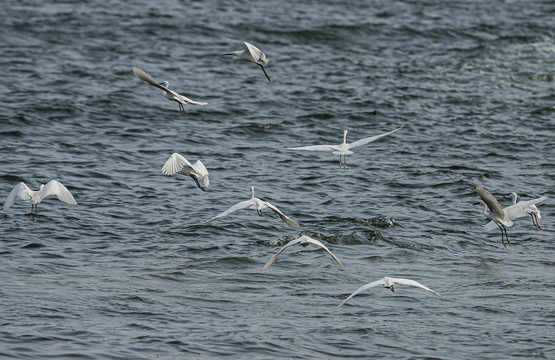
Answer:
[132, 67, 207, 115]
[336, 276, 441, 309]
[262, 235, 346, 271]
[3, 180, 77, 221]
[224, 42, 271, 82]
[477, 186, 546, 247]
[483, 192, 547, 232]
[206, 186, 300, 228]
[476, 186, 512, 247]
[161, 153, 209, 192]
[512, 192, 545, 230]
[284, 125, 404, 169]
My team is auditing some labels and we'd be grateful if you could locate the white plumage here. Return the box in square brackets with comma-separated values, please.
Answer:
[483, 192, 547, 232]
[262, 235, 346, 271]
[224, 42, 271, 82]
[3, 180, 77, 221]
[161, 153, 209, 191]
[133, 67, 207, 114]
[336, 276, 441, 309]
[477, 186, 547, 247]
[206, 186, 300, 228]
[284, 125, 404, 169]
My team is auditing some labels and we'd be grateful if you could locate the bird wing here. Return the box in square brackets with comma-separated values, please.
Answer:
[284, 144, 339, 152]
[390, 277, 441, 297]
[347, 124, 404, 150]
[38, 180, 77, 205]
[3, 182, 33, 210]
[476, 186, 505, 220]
[161, 153, 193, 176]
[244, 41, 264, 63]
[133, 67, 168, 92]
[264, 202, 300, 228]
[262, 237, 305, 270]
[504, 196, 547, 220]
[302, 236, 346, 271]
[336, 279, 386, 309]
[177, 94, 207, 106]
[206, 199, 254, 223]
[191, 160, 209, 188]
[133, 66, 205, 105]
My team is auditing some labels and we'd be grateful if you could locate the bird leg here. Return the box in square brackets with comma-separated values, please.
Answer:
[178, 103, 186, 115]
[190, 175, 205, 192]
[497, 224, 510, 248]
[386, 285, 395, 293]
[34, 204, 38, 222]
[257, 210, 263, 217]
[258, 64, 271, 82]
[530, 213, 542, 230]
[497, 224, 506, 247]
[503, 226, 511, 247]
[338, 155, 347, 170]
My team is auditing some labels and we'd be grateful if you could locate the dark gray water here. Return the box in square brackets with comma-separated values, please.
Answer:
[1, 0, 554, 358]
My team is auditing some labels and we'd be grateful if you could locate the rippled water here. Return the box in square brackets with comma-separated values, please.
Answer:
[1, 0, 554, 358]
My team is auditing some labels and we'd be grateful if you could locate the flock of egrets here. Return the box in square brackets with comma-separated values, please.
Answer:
[2, 42, 548, 308]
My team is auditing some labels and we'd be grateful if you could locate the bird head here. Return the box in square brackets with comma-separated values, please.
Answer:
[506, 192, 518, 204]
[159, 81, 169, 88]
[39, 184, 45, 190]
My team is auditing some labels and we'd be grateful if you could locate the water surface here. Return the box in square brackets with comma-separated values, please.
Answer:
[1, 0, 554, 358]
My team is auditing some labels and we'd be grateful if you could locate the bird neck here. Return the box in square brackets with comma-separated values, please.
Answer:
[511, 193, 518, 204]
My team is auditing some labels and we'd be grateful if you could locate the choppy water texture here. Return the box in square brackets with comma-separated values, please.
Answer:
[1, 0, 554, 358]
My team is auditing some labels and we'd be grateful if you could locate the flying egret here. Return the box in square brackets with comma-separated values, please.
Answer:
[262, 235, 346, 271]
[132, 67, 207, 115]
[511, 192, 545, 230]
[483, 192, 547, 232]
[161, 153, 209, 192]
[224, 42, 271, 82]
[476, 186, 512, 247]
[3, 180, 77, 221]
[477, 186, 546, 247]
[336, 276, 441, 309]
[206, 186, 300, 228]
[284, 125, 404, 169]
